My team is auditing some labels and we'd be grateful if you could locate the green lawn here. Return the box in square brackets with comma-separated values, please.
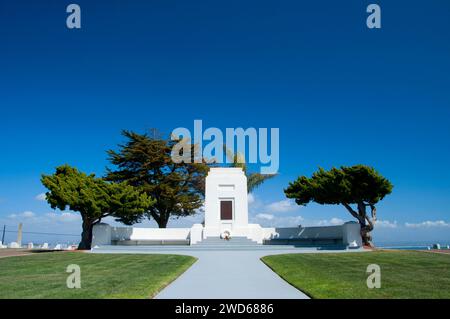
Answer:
[262, 251, 450, 299]
[0, 252, 196, 299]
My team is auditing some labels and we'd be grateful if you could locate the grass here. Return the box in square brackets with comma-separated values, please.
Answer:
[0, 252, 196, 299]
[261, 250, 450, 299]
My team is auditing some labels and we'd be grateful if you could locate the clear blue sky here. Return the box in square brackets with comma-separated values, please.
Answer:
[1, 0, 449, 245]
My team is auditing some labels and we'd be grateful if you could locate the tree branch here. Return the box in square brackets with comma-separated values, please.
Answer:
[342, 203, 360, 220]
[364, 215, 374, 232]
[369, 203, 377, 221]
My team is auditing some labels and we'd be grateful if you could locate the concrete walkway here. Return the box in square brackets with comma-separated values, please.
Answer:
[92, 245, 364, 299]
[156, 250, 308, 299]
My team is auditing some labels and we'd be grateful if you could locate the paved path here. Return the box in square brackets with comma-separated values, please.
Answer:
[156, 250, 308, 299]
[92, 246, 364, 299]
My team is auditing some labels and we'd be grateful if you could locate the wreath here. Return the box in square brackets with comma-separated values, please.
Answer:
[221, 230, 231, 241]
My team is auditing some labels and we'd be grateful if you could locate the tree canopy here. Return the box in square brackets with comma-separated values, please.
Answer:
[41, 164, 154, 249]
[106, 130, 209, 228]
[285, 165, 393, 246]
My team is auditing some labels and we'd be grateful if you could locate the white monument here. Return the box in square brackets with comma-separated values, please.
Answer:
[203, 168, 250, 238]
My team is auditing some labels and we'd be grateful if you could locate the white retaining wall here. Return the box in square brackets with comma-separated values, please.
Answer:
[92, 224, 190, 246]
[239, 222, 361, 246]
[92, 221, 362, 247]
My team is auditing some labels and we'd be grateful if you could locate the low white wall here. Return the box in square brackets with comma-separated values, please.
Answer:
[256, 225, 347, 242]
[259, 223, 362, 247]
[217, 224, 354, 245]
[111, 226, 132, 241]
[245, 224, 263, 244]
[111, 227, 190, 241]
[93, 224, 192, 245]
[93, 222, 362, 248]
[190, 224, 203, 245]
[257, 226, 341, 242]
[266, 225, 343, 240]
[342, 221, 362, 247]
[131, 228, 190, 240]
[92, 223, 112, 247]
[262, 227, 276, 240]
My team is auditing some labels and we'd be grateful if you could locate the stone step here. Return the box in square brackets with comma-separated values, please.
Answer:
[197, 244, 258, 246]
[195, 245, 262, 248]
[92, 242, 351, 252]
[92, 245, 318, 252]
[202, 236, 253, 240]
[197, 237, 259, 246]
[199, 239, 257, 243]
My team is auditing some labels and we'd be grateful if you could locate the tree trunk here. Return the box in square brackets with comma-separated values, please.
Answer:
[359, 220, 373, 247]
[78, 218, 94, 250]
[156, 216, 168, 228]
[357, 202, 374, 247]
[343, 202, 375, 247]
